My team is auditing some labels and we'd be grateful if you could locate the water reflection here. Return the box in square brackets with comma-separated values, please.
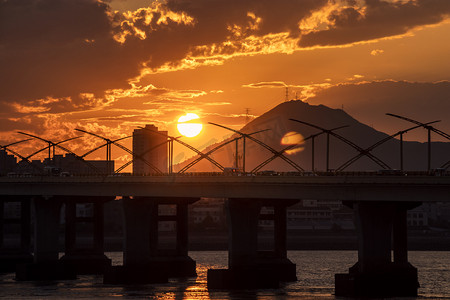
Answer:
[0, 251, 448, 299]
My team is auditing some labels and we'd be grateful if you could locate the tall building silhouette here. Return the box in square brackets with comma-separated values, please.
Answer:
[132, 125, 168, 174]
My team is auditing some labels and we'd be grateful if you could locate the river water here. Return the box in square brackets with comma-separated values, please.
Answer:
[0, 251, 449, 299]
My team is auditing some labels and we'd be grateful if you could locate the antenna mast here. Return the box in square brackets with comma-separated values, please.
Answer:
[245, 108, 251, 124]
[285, 87, 289, 102]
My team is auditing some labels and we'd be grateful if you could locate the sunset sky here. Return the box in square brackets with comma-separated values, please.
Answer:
[1, 0, 449, 166]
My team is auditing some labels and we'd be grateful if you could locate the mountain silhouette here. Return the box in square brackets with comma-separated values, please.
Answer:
[175, 101, 450, 172]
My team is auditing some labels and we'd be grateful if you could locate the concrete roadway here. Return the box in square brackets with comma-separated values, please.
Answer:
[0, 174, 449, 202]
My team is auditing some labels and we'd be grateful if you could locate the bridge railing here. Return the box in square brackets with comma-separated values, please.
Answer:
[1, 169, 449, 178]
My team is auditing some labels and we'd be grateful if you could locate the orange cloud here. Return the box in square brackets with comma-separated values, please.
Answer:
[299, 0, 450, 47]
[243, 81, 288, 88]
[3, 0, 449, 108]
[204, 102, 232, 106]
[111, 2, 195, 43]
[371, 49, 384, 56]
[10, 103, 50, 114]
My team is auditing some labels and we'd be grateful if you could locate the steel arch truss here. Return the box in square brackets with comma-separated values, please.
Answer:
[0, 139, 44, 173]
[336, 121, 440, 171]
[137, 126, 230, 174]
[253, 125, 349, 173]
[387, 113, 450, 140]
[289, 119, 391, 170]
[75, 129, 163, 174]
[386, 113, 450, 170]
[178, 129, 269, 174]
[25, 136, 81, 161]
[209, 122, 304, 173]
[17, 132, 101, 174]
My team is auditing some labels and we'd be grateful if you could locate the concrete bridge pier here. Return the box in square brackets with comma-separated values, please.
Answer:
[104, 196, 198, 284]
[16, 196, 76, 281]
[59, 196, 112, 274]
[335, 201, 420, 297]
[207, 198, 298, 289]
[0, 196, 33, 272]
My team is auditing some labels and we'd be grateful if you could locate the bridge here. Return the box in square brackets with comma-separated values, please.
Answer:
[0, 114, 449, 297]
[0, 173, 449, 297]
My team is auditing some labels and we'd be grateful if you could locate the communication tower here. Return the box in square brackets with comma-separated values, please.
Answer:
[245, 108, 251, 124]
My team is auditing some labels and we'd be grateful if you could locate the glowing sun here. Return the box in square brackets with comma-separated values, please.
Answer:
[177, 113, 203, 137]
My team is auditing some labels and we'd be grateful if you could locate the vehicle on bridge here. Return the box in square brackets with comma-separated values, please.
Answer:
[223, 167, 241, 175]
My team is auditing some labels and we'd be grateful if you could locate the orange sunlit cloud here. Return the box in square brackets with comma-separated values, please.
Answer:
[243, 82, 288, 88]
[204, 102, 232, 106]
[3, 0, 449, 104]
[371, 49, 384, 56]
[111, 2, 196, 43]
[10, 103, 50, 114]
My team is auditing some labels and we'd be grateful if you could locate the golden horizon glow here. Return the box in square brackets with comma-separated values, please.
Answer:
[177, 113, 203, 137]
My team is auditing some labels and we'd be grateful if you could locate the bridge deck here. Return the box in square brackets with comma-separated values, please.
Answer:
[0, 174, 449, 202]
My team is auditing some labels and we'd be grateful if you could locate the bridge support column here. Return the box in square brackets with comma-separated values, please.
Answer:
[207, 198, 297, 289]
[104, 196, 198, 284]
[271, 204, 297, 281]
[16, 196, 76, 281]
[335, 201, 420, 297]
[60, 196, 112, 274]
[146, 197, 197, 277]
[0, 197, 33, 272]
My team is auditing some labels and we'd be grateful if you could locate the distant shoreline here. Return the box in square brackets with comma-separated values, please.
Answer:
[186, 236, 450, 252]
[102, 232, 450, 252]
[3, 231, 449, 252]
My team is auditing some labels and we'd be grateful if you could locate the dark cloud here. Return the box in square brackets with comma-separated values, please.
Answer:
[0, 0, 132, 103]
[0, 0, 329, 105]
[300, 0, 450, 47]
[308, 80, 450, 138]
[167, 0, 326, 37]
[1, 0, 449, 112]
